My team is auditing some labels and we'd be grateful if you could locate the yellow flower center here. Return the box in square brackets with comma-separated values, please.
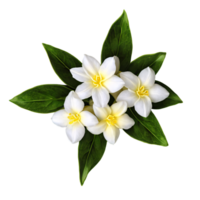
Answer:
[106, 115, 117, 126]
[68, 113, 80, 124]
[92, 75, 103, 87]
[136, 86, 149, 97]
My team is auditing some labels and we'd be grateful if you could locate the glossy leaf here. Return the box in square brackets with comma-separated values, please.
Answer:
[78, 131, 107, 185]
[43, 43, 81, 89]
[101, 10, 132, 71]
[153, 81, 183, 109]
[125, 108, 168, 146]
[10, 84, 71, 113]
[129, 52, 166, 75]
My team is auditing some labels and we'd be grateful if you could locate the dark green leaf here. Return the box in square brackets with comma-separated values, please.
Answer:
[153, 81, 183, 109]
[43, 43, 81, 89]
[78, 131, 107, 185]
[10, 84, 71, 113]
[129, 52, 166, 75]
[125, 109, 168, 146]
[101, 10, 132, 71]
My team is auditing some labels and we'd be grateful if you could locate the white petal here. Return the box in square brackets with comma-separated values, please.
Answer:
[70, 67, 90, 82]
[111, 101, 127, 117]
[51, 109, 69, 127]
[103, 75, 125, 93]
[64, 91, 74, 113]
[70, 93, 84, 113]
[66, 122, 85, 143]
[116, 90, 139, 108]
[114, 56, 120, 74]
[148, 84, 169, 103]
[87, 121, 107, 135]
[120, 72, 140, 91]
[103, 125, 120, 144]
[92, 87, 109, 108]
[135, 96, 152, 118]
[93, 104, 111, 121]
[138, 67, 155, 89]
[116, 114, 135, 129]
[99, 57, 116, 80]
[82, 54, 100, 78]
[75, 82, 93, 99]
[80, 111, 98, 127]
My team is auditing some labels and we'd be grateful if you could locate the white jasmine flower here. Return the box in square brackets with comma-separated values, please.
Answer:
[49, 91, 98, 145]
[87, 101, 135, 144]
[70, 55, 125, 107]
[117, 67, 169, 117]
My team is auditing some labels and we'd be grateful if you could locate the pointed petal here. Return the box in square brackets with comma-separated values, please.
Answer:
[117, 90, 139, 108]
[51, 109, 69, 127]
[92, 87, 109, 107]
[93, 104, 111, 121]
[138, 67, 155, 89]
[148, 84, 169, 103]
[66, 122, 85, 143]
[103, 125, 120, 144]
[114, 56, 120, 74]
[116, 114, 135, 130]
[70, 67, 90, 82]
[103, 75, 125, 93]
[75, 82, 93, 99]
[135, 96, 152, 118]
[80, 111, 98, 127]
[120, 72, 140, 91]
[82, 54, 100, 78]
[99, 57, 116, 80]
[64, 91, 74, 113]
[87, 121, 107, 135]
[111, 101, 127, 117]
[70, 92, 84, 113]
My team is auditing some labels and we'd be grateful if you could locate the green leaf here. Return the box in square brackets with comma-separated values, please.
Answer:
[78, 130, 107, 185]
[43, 43, 81, 89]
[153, 81, 183, 109]
[129, 52, 166, 75]
[125, 109, 168, 146]
[101, 10, 132, 71]
[10, 84, 71, 113]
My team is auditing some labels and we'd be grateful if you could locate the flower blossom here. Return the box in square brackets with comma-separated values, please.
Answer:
[117, 67, 169, 117]
[87, 101, 135, 144]
[70, 55, 124, 107]
[52, 91, 98, 143]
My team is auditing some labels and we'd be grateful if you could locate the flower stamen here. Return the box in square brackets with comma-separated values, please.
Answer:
[136, 86, 149, 97]
[92, 75, 103, 87]
[68, 113, 80, 124]
[106, 115, 117, 126]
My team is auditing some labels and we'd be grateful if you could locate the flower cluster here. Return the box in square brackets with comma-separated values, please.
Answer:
[52, 55, 169, 144]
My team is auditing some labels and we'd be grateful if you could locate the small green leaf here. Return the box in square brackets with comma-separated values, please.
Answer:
[101, 10, 132, 71]
[43, 43, 81, 89]
[129, 52, 166, 75]
[10, 84, 71, 113]
[153, 81, 183, 109]
[78, 131, 107, 185]
[125, 109, 168, 146]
